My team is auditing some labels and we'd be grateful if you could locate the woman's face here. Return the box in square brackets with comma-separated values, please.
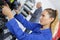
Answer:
[40, 10, 54, 26]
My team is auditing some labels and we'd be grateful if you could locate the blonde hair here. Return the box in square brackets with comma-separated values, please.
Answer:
[51, 10, 58, 35]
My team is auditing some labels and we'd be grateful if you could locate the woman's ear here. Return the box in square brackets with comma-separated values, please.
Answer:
[50, 17, 54, 22]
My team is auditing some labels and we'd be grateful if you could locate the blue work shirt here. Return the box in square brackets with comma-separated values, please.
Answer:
[5, 14, 52, 40]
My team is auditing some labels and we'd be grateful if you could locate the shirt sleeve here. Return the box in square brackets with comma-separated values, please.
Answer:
[14, 14, 42, 30]
[6, 18, 26, 39]
[5, 18, 50, 40]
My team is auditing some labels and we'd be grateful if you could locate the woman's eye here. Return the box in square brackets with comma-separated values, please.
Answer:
[42, 15, 44, 16]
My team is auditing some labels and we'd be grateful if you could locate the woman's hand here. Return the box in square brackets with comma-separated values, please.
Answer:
[2, 6, 14, 20]
[14, 9, 20, 14]
[14, 4, 21, 14]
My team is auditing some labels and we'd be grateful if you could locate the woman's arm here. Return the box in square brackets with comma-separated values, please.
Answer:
[6, 18, 50, 40]
[14, 14, 41, 30]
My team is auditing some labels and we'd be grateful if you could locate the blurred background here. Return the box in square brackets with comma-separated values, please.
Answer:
[17, 0, 60, 19]
[0, 0, 60, 40]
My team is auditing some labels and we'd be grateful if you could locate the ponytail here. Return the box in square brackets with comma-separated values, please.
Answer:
[51, 10, 58, 35]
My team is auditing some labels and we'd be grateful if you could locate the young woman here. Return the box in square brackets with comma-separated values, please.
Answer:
[2, 6, 58, 40]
